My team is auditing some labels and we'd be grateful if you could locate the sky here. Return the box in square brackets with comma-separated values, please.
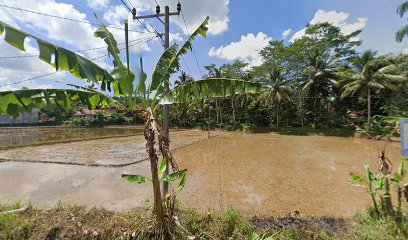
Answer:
[0, 0, 407, 91]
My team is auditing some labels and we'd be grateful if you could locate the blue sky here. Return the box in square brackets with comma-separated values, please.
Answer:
[0, 0, 407, 91]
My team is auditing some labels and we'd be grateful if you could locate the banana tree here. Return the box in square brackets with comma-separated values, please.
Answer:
[0, 16, 261, 231]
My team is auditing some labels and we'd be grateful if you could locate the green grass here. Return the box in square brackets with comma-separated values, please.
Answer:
[0, 203, 407, 239]
[0, 201, 22, 212]
[351, 210, 408, 240]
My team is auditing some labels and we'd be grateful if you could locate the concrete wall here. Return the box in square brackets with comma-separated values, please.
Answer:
[0, 108, 40, 126]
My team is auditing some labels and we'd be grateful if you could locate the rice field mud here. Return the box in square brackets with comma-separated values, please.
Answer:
[0, 129, 402, 217]
[0, 126, 144, 148]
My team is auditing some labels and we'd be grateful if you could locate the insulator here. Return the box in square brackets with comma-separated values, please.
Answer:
[177, 2, 181, 13]
[156, 5, 160, 14]
[132, 8, 136, 17]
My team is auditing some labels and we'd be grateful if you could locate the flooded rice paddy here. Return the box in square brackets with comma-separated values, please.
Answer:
[0, 128, 402, 217]
[0, 126, 143, 148]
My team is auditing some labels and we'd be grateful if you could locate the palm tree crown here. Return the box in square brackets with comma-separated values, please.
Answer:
[339, 50, 407, 126]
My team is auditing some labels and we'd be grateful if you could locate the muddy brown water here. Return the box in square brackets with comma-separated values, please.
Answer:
[0, 130, 403, 217]
[0, 126, 144, 148]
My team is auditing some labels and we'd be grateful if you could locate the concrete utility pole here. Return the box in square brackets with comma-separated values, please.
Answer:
[132, 3, 181, 194]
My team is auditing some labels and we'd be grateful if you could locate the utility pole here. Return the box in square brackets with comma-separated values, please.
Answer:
[132, 3, 181, 194]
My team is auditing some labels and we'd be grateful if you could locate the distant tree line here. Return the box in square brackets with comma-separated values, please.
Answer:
[169, 22, 408, 131]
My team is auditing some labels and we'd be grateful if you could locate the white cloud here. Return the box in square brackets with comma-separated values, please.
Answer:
[103, 5, 130, 26]
[86, 0, 110, 9]
[209, 32, 272, 67]
[102, 5, 155, 54]
[403, 48, 408, 54]
[0, 0, 104, 49]
[290, 9, 367, 42]
[178, 0, 230, 35]
[282, 28, 292, 39]
[170, 33, 184, 42]
[0, 37, 64, 91]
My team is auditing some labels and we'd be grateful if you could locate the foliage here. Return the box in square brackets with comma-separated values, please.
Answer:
[352, 210, 408, 239]
[350, 157, 407, 215]
[0, 21, 115, 91]
[396, 1, 408, 42]
[122, 158, 187, 192]
[0, 89, 115, 118]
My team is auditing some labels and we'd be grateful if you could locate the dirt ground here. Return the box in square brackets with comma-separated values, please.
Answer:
[0, 130, 403, 217]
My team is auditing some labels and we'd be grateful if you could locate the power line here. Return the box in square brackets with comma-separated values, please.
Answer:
[119, 0, 132, 11]
[126, 0, 135, 9]
[0, 71, 62, 88]
[0, 4, 153, 34]
[117, 0, 153, 34]
[150, 23, 164, 45]
[170, 32, 192, 77]
[0, 37, 155, 59]
[0, 37, 156, 88]
[181, 9, 203, 77]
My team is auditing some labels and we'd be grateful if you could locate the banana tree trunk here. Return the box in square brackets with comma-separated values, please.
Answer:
[367, 88, 371, 128]
[145, 118, 163, 226]
[380, 150, 393, 214]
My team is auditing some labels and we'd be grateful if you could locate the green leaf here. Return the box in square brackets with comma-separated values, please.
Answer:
[163, 169, 187, 182]
[350, 172, 366, 183]
[121, 174, 150, 183]
[167, 17, 210, 78]
[135, 58, 148, 107]
[0, 21, 115, 91]
[111, 65, 135, 96]
[158, 159, 167, 179]
[150, 44, 178, 93]
[176, 174, 187, 192]
[150, 17, 210, 104]
[94, 13, 122, 67]
[350, 182, 365, 188]
[0, 89, 116, 118]
[158, 78, 261, 107]
[4, 26, 27, 51]
[391, 173, 403, 182]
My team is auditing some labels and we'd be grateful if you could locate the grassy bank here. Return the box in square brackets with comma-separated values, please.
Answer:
[1, 203, 407, 240]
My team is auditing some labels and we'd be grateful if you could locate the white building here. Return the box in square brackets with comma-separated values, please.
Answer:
[0, 108, 40, 126]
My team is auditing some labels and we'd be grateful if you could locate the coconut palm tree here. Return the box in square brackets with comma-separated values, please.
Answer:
[338, 50, 407, 127]
[259, 67, 292, 127]
[204, 64, 224, 125]
[397, 1, 408, 42]
[174, 71, 194, 87]
[302, 49, 341, 126]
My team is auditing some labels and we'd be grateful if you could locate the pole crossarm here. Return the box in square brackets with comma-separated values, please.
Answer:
[133, 12, 179, 20]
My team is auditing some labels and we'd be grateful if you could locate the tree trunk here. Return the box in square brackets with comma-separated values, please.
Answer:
[220, 99, 223, 126]
[208, 102, 211, 139]
[300, 97, 304, 127]
[232, 95, 236, 126]
[276, 104, 279, 128]
[145, 122, 163, 226]
[380, 150, 394, 214]
[215, 99, 219, 124]
[367, 88, 371, 128]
